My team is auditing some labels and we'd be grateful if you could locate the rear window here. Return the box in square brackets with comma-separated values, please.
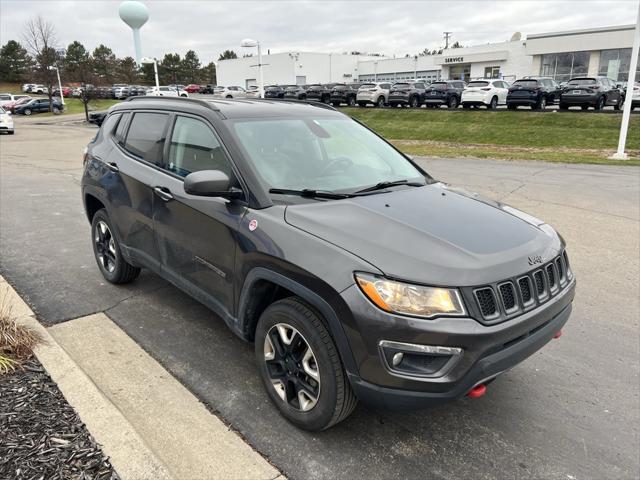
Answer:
[392, 83, 410, 88]
[359, 83, 376, 89]
[265, 86, 280, 91]
[513, 80, 539, 88]
[431, 82, 448, 90]
[567, 78, 597, 86]
[124, 112, 170, 165]
[468, 81, 490, 87]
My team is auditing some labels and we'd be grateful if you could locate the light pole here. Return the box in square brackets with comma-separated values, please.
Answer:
[611, 1, 640, 160]
[241, 38, 264, 98]
[413, 55, 418, 80]
[48, 66, 64, 105]
[141, 57, 160, 93]
[119, 1, 149, 66]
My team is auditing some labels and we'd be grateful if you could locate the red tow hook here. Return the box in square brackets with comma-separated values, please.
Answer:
[467, 384, 487, 398]
[553, 329, 563, 339]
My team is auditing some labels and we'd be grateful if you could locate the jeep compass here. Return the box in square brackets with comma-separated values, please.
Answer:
[82, 97, 575, 431]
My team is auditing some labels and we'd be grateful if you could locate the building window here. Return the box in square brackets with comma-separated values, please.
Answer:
[484, 66, 500, 78]
[540, 52, 590, 82]
[598, 49, 640, 82]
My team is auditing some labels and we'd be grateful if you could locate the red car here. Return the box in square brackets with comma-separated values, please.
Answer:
[185, 84, 201, 93]
[5, 96, 33, 113]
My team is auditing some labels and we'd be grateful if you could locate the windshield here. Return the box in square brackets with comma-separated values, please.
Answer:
[567, 79, 597, 86]
[231, 117, 424, 193]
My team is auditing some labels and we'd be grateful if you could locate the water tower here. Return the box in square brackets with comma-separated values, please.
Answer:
[119, 1, 149, 65]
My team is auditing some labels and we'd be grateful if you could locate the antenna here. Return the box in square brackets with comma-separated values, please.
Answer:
[443, 31, 452, 49]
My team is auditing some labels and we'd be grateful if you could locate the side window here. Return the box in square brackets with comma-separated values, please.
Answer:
[114, 112, 130, 144]
[124, 112, 169, 166]
[166, 116, 234, 178]
[100, 113, 121, 139]
[381, 83, 391, 89]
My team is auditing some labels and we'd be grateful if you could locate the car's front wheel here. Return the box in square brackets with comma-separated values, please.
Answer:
[376, 96, 385, 108]
[487, 96, 498, 110]
[23, 109, 32, 116]
[91, 209, 140, 284]
[255, 297, 357, 431]
[448, 96, 458, 109]
[595, 96, 605, 111]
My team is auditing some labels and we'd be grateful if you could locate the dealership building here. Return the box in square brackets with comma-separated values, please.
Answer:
[217, 24, 639, 87]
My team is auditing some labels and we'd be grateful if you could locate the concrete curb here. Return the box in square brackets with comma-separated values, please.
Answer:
[0, 277, 172, 480]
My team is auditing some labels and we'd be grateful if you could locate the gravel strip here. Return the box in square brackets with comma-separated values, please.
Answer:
[0, 358, 119, 480]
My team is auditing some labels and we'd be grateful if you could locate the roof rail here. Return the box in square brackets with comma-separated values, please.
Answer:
[125, 95, 219, 111]
[248, 97, 338, 111]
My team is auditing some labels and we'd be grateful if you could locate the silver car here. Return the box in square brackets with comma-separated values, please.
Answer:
[356, 82, 391, 107]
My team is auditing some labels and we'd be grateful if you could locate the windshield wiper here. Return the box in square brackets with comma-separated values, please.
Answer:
[354, 179, 425, 194]
[269, 188, 353, 199]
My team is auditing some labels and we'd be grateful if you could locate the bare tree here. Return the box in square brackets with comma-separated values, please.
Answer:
[22, 16, 59, 112]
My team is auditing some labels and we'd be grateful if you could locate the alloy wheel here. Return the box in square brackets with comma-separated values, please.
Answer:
[263, 323, 321, 412]
[94, 220, 116, 273]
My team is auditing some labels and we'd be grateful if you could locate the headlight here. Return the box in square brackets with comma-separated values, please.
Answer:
[355, 273, 466, 318]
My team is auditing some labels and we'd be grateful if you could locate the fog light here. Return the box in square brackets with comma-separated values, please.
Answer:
[392, 352, 404, 366]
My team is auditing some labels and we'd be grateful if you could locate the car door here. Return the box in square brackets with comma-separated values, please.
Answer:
[106, 111, 169, 270]
[152, 114, 246, 318]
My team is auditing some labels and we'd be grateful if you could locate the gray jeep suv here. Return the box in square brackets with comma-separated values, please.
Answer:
[81, 97, 575, 431]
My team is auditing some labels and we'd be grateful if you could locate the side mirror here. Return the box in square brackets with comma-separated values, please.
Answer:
[184, 170, 243, 199]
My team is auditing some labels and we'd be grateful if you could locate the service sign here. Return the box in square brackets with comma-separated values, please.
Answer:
[444, 57, 464, 64]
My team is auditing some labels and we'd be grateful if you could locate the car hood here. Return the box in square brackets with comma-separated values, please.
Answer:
[284, 183, 562, 286]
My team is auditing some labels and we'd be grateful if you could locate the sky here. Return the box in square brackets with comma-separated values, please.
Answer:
[0, 0, 638, 64]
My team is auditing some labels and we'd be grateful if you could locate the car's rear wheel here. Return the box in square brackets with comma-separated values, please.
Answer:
[91, 209, 140, 284]
[581, 105, 589, 111]
[448, 96, 458, 109]
[487, 96, 498, 110]
[535, 96, 546, 111]
[23, 109, 32, 116]
[226, 95, 233, 99]
[347, 97, 356, 107]
[595, 96, 605, 111]
[614, 98, 624, 111]
[376, 96, 385, 108]
[409, 96, 419, 108]
[255, 297, 357, 431]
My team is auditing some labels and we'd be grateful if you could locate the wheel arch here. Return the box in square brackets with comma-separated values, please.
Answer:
[84, 192, 106, 223]
[237, 267, 359, 375]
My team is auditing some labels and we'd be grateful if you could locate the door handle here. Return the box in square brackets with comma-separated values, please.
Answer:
[106, 162, 119, 173]
[153, 186, 174, 202]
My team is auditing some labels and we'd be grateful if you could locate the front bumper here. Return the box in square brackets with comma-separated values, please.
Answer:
[340, 278, 575, 409]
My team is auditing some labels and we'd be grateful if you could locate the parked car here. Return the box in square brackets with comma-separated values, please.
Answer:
[559, 77, 624, 111]
[0, 106, 14, 134]
[283, 85, 308, 100]
[388, 81, 428, 108]
[82, 97, 575, 431]
[4, 96, 33, 113]
[213, 86, 247, 99]
[15, 98, 63, 115]
[629, 82, 640, 110]
[96, 86, 112, 98]
[200, 84, 216, 94]
[30, 84, 48, 94]
[356, 82, 391, 108]
[305, 84, 334, 103]
[146, 86, 189, 97]
[0, 93, 30, 107]
[264, 85, 286, 99]
[329, 83, 360, 107]
[507, 77, 559, 110]
[52, 86, 73, 97]
[88, 110, 108, 126]
[22, 83, 37, 93]
[246, 86, 261, 98]
[461, 79, 511, 109]
[423, 81, 465, 109]
[185, 84, 202, 94]
[111, 84, 130, 99]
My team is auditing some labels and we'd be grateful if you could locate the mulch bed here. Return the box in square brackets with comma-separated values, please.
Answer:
[0, 358, 119, 480]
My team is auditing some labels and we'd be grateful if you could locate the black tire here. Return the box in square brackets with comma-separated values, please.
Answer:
[8, 131, 14, 135]
[180, 94, 187, 97]
[23, 109, 32, 116]
[331, 102, 340, 107]
[507, 104, 517, 110]
[226, 95, 233, 99]
[255, 297, 357, 431]
[462, 103, 471, 109]
[91, 209, 140, 284]
[376, 96, 385, 108]
[447, 96, 458, 109]
[357, 102, 366, 108]
[559, 103, 569, 110]
[409, 95, 419, 108]
[487, 96, 498, 110]
[581, 105, 589, 111]
[534, 96, 547, 111]
[614, 98, 624, 111]
[347, 96, 356, 107]
[52, 107, 61, 114]
[595, 96, 605, 111]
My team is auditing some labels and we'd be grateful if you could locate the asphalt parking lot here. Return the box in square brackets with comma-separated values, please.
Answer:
[1, 118, 639, 480]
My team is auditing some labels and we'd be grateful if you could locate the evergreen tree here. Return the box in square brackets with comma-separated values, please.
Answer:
[0, 40, 33, 82]
[63, 40, 89, 81]
[160, 53, 181, 84]
[117, 56, 138, 83]
[181, 50, 201, 83]
[92, 44, 117, 83]
[218, 50, 238, 61]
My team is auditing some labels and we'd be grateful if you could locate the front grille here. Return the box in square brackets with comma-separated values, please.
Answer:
[474, 288, 498, 318]
[534, 271, 545, 297]
[499, 282, 517, 312]
[546, 264, 557, 290]
[470, 250, 572, 323]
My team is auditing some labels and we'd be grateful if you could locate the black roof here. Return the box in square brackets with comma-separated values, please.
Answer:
[116, 96, 340, 119]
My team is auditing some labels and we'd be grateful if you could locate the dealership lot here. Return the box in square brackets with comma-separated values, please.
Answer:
[1, 121, 638, 479]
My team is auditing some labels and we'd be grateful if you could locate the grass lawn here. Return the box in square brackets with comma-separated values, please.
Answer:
[59, 98, 121, 115]
[343, 108, 640, 166]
